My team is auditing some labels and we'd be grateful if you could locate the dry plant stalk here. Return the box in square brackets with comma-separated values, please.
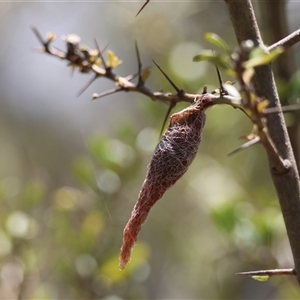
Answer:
[119, 93, 214, 269]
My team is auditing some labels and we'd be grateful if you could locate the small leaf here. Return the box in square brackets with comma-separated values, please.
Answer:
[252, 275, 269, 282]
[107, 50, 122, 68]
[257, 99, 269, 113]
[239, 133, 257, 141]
[141, 69, 151, 83]
[89, 49, 102, 66]
[92, 58, 102, 66]
[249, 46, 265, 59]
[243, 47, 284, 69]
[242, 67, 255, 85]
[193, 50, 230, 69]
[204, 32, 230, 53]
[46, 32, 56, 42]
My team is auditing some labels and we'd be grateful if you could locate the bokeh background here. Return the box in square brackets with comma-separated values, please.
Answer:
[0, 1, 300, 299]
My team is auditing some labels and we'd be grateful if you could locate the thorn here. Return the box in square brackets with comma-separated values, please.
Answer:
[215, 66, 227, 95]
[135, 41, 143, 85]
[77, 74, 98, 97]
[136, 0, 150, 16]
[31, 25, 47, 49]
[92, 87, 123, 100]
[228, 136, 260, 156]
[70, 65, 76, 78]
[100, 42, 110, 55]
[160, 102, 175, 137]
[94, 38, 108, 70]
[31, 25, 44, 43]
[152, 60, 185, 97]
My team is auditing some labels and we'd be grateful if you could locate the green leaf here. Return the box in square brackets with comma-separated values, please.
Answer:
[204, 32, 230, 53]
[193, 50, 230, 70]
[252, 275, 269, 282]
[257, 100, 269, 113]
[243, 47, 284, 69]
[107, 50, 122, 68]
[248, 47, 265, 59]
[141, 69, 151, 83]
[242, 67, 255, 85]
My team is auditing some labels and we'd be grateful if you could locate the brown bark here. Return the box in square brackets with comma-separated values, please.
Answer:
[224, 0, 300, 285]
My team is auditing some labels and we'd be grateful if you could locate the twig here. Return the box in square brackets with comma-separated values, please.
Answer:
[264, 103, 300, 114]
[237, 268, 296, 277]
[32, 26, 197, 105]
[92, 87, 123, 100]
[268, 29, 300, 52]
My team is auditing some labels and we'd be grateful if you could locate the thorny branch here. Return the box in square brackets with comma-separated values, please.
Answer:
[231, 40, 290, 173]
[32, 23, 300, 274]
[31, 24, 300, 170]
[31, 25, 239, 108]
[31, 26, 196, 105]
[31, 25, 300, 109]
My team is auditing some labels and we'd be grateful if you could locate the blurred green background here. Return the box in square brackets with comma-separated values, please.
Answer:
[0, 1, 300, 299]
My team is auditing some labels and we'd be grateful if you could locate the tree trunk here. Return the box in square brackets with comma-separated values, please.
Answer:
[224, 0, 300, 285]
